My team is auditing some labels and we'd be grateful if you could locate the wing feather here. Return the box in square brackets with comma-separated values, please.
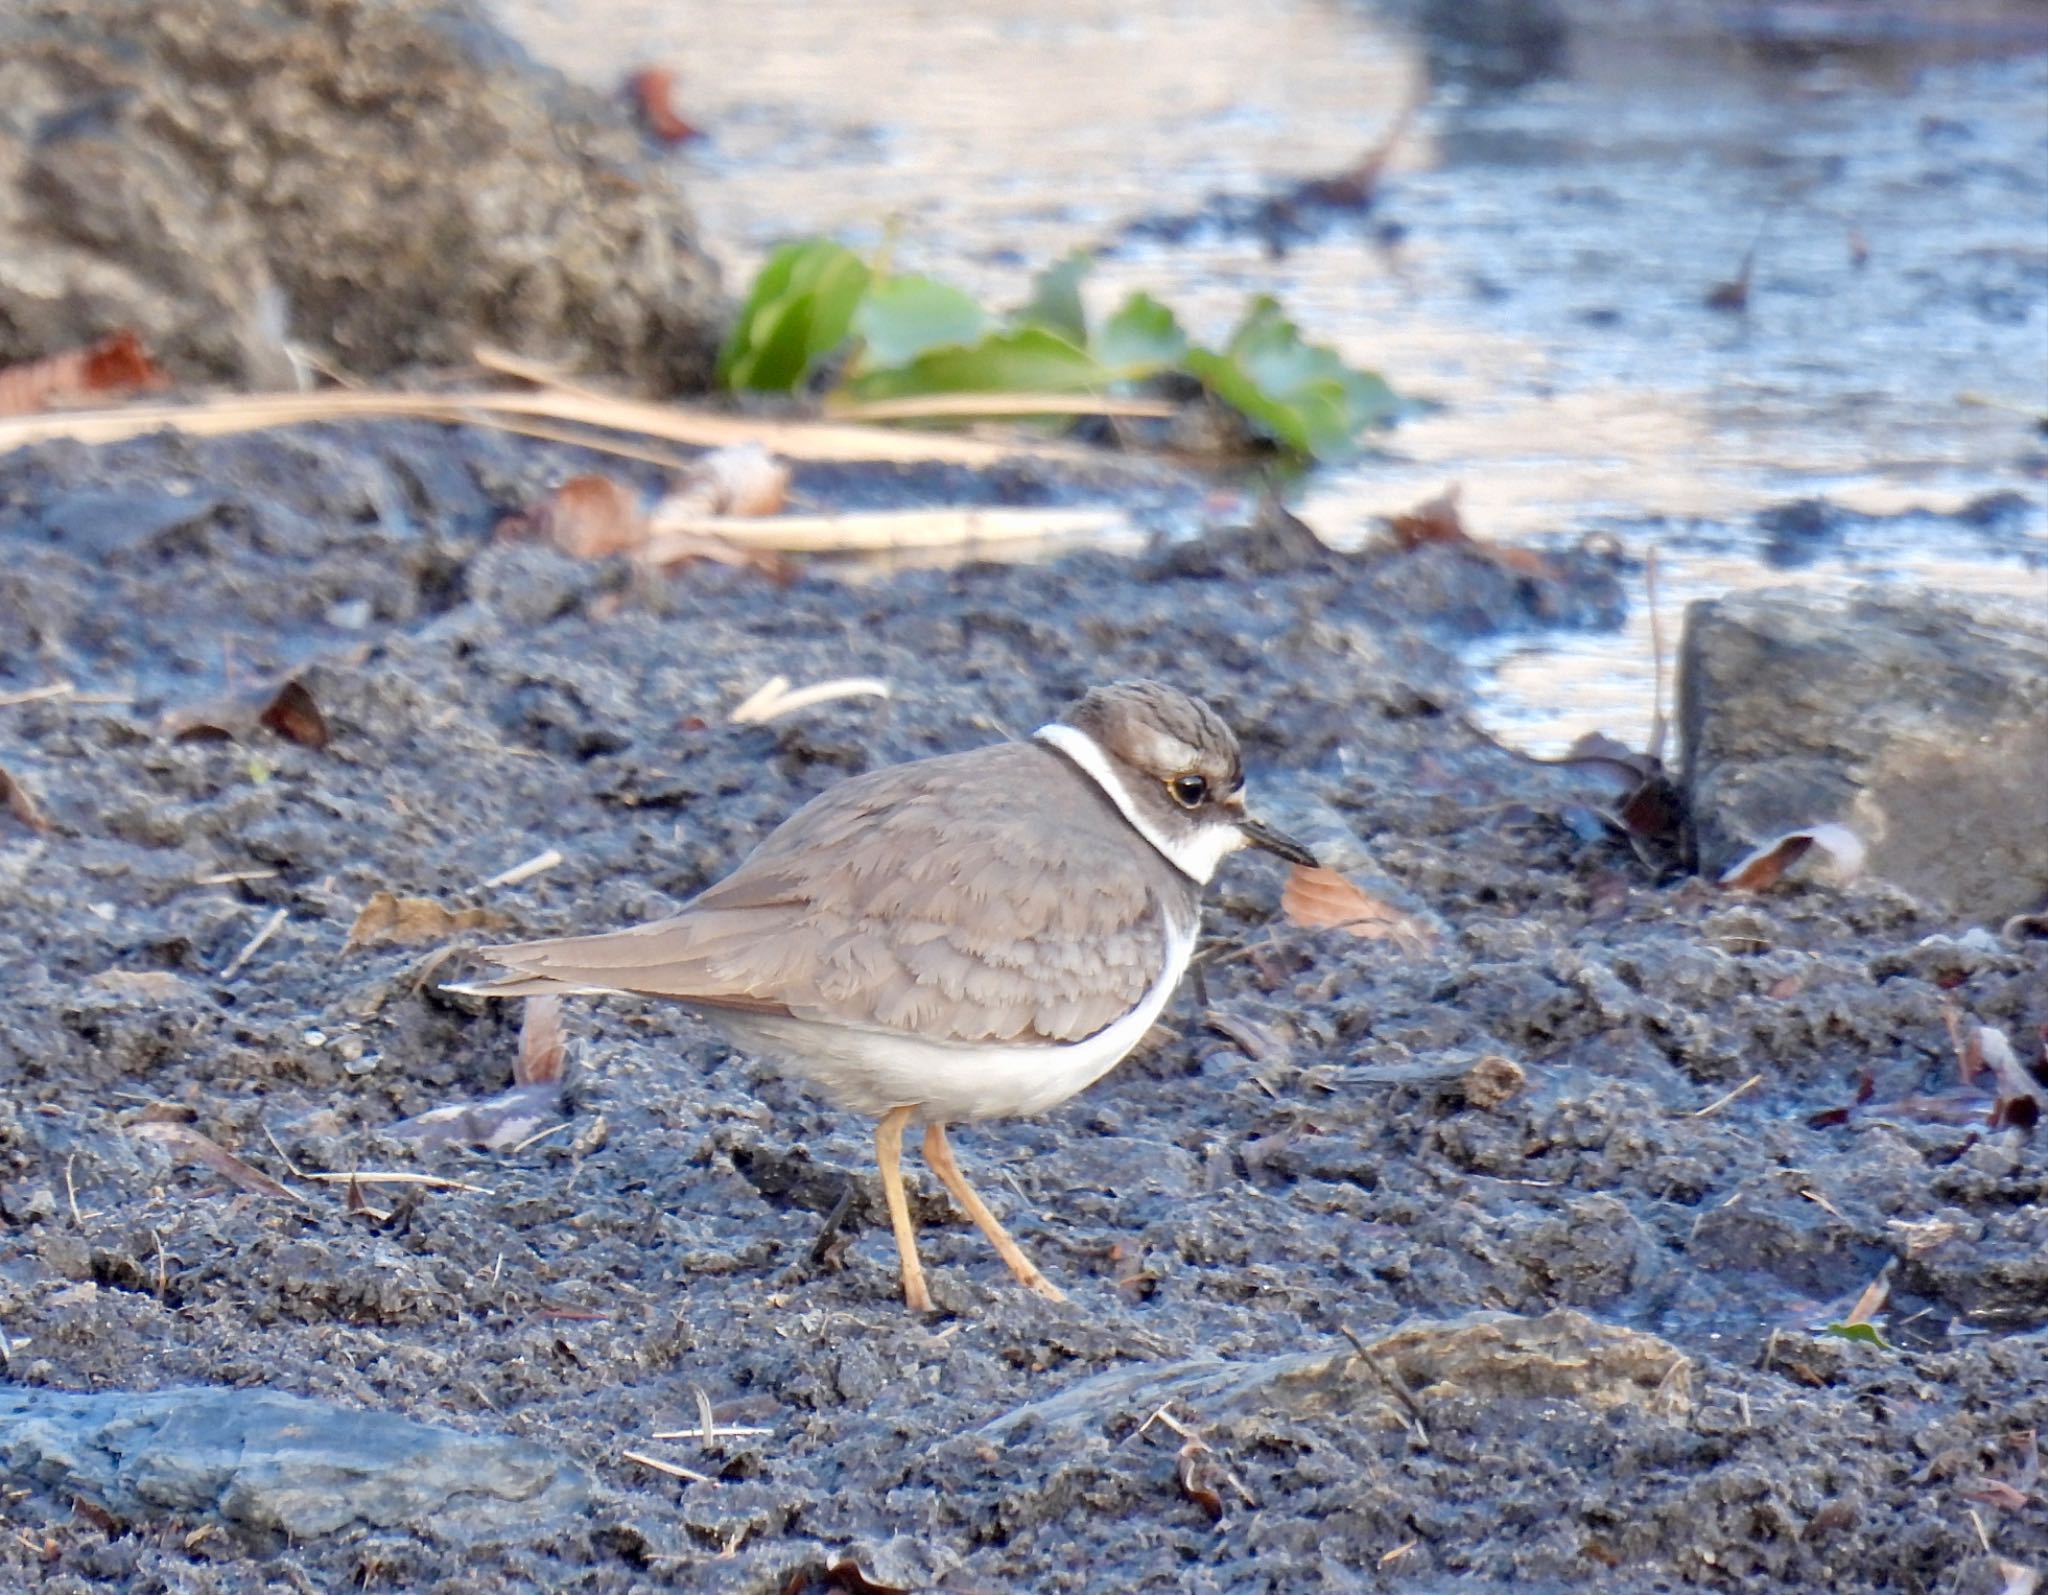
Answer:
[462, 743, 1193, 1045]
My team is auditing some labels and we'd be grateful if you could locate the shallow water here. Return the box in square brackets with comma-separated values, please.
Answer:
[490, 0, 2047, 750]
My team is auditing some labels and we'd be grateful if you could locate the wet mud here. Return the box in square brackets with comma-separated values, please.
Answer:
[1, 423, 2043, 1591]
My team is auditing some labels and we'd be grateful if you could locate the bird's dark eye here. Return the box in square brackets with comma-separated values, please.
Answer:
[1170, 773, 1209, 808]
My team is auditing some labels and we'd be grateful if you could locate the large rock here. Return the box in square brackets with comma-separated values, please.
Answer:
[0, 1384, 590, 1539]
[0, 0, 727, 390]
[1679, 587, 2048, 922]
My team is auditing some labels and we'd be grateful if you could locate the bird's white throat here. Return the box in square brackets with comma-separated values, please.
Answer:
[1033, 722, 1244, 884]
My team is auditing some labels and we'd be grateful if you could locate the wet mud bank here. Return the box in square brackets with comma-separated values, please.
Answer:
[0, 422, 2043, 1591]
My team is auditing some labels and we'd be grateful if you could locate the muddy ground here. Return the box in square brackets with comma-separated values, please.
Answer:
[0, 420, 2042, 1593]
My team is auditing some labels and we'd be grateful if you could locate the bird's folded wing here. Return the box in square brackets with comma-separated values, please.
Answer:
[461, 746, 1184, 1046]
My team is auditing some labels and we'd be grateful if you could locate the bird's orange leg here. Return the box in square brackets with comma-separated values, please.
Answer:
[923, 1121, 1065, 1302]
[875, 1105, 932, 1311]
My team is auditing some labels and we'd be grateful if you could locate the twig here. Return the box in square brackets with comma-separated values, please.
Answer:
[1645, 546, 1667, 765]
[296, 1171, 496, 1194]
[649, 506, 1128, 555]
[1340, 1324, 1430, 1447]
[506, 1121, 572, 1155]
[0, 387, 1091, 467]
[0, 681, 74, 708]
[219, 907, 287, 978]
[479, 848, 564, 890]
[622, 1449, 719, 1486]
[730, 676, 892, 725]
[1688, 1073, 1764, 1119]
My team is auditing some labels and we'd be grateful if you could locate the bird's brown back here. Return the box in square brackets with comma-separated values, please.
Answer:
[476, 741, 1202, 1045]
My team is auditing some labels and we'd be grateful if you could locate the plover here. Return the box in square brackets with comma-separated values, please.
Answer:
[449, 680, 1314, 1309]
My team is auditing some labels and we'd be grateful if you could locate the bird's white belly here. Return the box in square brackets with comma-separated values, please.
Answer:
[707, 916, 1197, 1122]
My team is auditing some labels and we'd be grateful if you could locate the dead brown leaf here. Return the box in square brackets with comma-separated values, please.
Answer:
[515, 995, 567, 1086]
[69, 1495, 121, 1535]
[627, 65, 703, 144]
[0, 761, 50, 831]
[1386, 485, 1556, 577]
[517, 473, 650, 558]
[129, 1121, 297, 1201]
[1842, 1267, 1891, 1328]
[1719, 824, 1866, 892]
[1281, 864, 1437, 953]
[345, 891, 505, 952]
[1176, 1447, 1227, 1522]
[167, 676, 332, 748]
[1966, 1480, 2032, 1512]
[0, 330, 168, 418]
[1943, 1011, 2042, 1131]
[257, 679, 330, 749]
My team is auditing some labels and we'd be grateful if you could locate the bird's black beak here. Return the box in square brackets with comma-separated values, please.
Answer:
[1239, 816, 1319, 868]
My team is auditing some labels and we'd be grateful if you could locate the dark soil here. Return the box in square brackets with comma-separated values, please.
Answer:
[1, 423, 2043, 1593]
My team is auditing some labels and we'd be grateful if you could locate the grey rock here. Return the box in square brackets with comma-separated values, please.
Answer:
[1679, 587, 2048, 921]
[980, 1308, 1692, 1443]
[0, 1384, 590, 1538]
[0, 0, 726, 391]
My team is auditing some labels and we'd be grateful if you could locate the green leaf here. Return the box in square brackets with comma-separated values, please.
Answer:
[852, 275, 991, 370]
[1095, 292, 1187, 375]
[1184, 295, 1399, 460]
[1820, 1322, 1888, 1347]
[718, 239, 871, 392]
[844, 327, 1109, 403]
[1017, 252, 1092, 343]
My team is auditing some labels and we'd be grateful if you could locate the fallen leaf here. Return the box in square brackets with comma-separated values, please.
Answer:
[1176, 1447, 1226, 1522]
[1281, 864, 1437, 953]
[69, 1495, 121, 1535]
[516, 995, 567, 1086]
[1386, 486, 1555, 577]
[0, 330, 168, 417]
[342, 1173, 390, 1220]
[128, 1121, 297, 1201]
[166, 675, 333, 748]
[1819, 1321, 1887, 1348]
[1966, 1481, 2033, 1512]
[518, 473, 650, 559]
[1719, 823, 1866, 892]
[345, 891, 504, 951]
[627, 66, 703, 144]
[257, 679, 330, 749]
[1974, 1025, 2043, 1132]
[1842, 1268, 1891, 1328]
[0, 762, 50, 831]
